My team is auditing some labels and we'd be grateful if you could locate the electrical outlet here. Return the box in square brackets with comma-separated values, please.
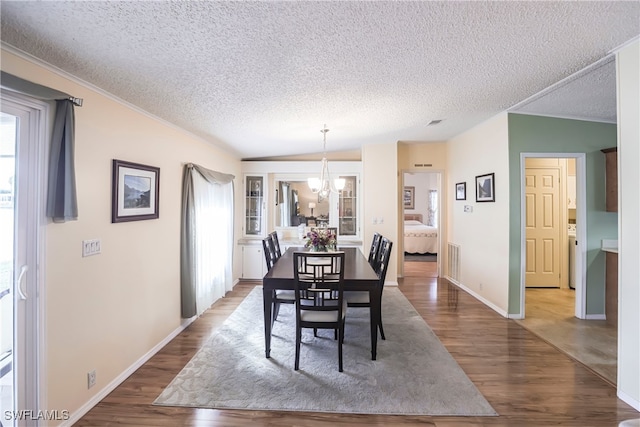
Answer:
[87, 369, 96, 389]
[479, 283, 483, 290]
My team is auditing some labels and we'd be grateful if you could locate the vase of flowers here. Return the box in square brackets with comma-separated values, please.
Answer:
[305, 228, 337, 252]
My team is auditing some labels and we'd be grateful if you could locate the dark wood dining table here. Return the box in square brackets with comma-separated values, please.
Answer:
[262, 246, 381, 360]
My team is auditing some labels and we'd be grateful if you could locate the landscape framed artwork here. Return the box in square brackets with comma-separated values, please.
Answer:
[475, 173, 495, 202]
[455, 182, 466, 200]
[403, 186, 415, 209]
[112, 159, 160, 223]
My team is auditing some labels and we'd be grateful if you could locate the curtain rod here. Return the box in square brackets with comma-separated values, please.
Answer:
[1, 71, 83, 107]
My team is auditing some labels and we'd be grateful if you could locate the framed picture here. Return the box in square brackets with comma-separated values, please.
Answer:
[455, 182, 466, 201]
[403, 186, 415, 209]
[112, 159, 160, 223]
[475, 173, 495, 202]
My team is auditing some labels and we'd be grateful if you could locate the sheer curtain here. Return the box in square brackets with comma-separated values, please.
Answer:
[181, 164, 234, 318]
[427, 189, 438, 227]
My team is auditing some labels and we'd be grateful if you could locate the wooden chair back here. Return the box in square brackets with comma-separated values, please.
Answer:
[368, 232, 382, 267]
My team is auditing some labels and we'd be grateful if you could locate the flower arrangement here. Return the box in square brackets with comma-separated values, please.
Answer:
[305, 228, 337, 251]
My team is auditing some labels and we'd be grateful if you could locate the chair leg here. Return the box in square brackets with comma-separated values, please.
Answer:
[295, 326, 302, 371]
[378, 319, 386, 340]
[272, 301, 280, 326]
[338, 322, 344, 372]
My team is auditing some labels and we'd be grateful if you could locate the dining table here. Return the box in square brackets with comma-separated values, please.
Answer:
[262, 246, 382, 360]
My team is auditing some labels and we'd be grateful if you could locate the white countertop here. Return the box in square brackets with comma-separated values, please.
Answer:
[601, 239, 618, 254]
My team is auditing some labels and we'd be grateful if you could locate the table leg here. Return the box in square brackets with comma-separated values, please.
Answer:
[369, 288, 380, 360]
[263, 287, 273, 358]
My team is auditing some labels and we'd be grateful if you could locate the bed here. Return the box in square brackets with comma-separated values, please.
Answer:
[403, 214, 438, 254]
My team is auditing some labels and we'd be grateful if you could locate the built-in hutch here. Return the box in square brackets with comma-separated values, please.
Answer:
[238, 161, 363, 279]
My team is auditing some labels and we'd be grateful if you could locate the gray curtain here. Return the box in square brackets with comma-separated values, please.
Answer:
[1, 71, 82, 222]
[47, 99, 78, 221]
[181, 163, 235, 318]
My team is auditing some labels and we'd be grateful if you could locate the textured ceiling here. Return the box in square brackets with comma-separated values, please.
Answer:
[1, 1, 638, 159]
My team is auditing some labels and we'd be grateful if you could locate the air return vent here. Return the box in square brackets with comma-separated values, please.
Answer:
[447, 243, 460, 282]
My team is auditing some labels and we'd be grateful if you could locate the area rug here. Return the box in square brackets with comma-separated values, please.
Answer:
[154, 287, 497, 416]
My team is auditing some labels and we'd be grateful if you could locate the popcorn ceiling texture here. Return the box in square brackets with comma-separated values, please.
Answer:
[1, 1, 638, 158]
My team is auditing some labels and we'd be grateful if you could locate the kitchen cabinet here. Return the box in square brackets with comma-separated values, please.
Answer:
[240, 243, 266, 279]
[244, 174, 267, 237]
[338, 176, 358, 236]
[601, 148, 617, 212]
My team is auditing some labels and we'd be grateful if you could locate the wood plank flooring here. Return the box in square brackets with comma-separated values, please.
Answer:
[74, 262, 638, 426]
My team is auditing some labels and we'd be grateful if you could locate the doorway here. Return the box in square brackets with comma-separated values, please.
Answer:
[521, 155, 584, 316]
[401, 171, 441, 278]
[1, 91, 47, 425]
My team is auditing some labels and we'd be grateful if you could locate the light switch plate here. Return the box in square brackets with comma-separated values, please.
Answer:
[82, 239, 102, 257]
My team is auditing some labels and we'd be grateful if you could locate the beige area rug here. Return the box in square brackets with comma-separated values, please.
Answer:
[154, 287, 497, 416]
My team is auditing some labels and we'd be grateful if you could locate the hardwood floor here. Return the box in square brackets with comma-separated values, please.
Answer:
[516, 288, 617, 386]
[74, 262, 638, 426]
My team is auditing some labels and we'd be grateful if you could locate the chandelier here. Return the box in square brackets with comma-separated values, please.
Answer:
[308, 124, 345, 198]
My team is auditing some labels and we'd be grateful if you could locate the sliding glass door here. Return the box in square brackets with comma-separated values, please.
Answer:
[1, 92, 47, 426]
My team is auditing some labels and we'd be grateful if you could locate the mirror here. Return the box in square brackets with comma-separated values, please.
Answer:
[276, 180, 330, 227]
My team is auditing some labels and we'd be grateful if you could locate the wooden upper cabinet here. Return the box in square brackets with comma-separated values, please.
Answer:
[601, 147, 617, 212]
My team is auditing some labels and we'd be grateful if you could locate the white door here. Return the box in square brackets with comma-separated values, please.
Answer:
[1, 92, 46, 426]
[525, 167, 562, 287]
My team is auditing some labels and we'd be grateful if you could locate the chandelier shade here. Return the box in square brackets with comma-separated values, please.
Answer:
[308, 125, 346, 197]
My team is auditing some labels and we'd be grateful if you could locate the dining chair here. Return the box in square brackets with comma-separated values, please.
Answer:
[262, 235, 294, 324]
[269, 231, 282, 258]
[261, 235, 276, 271]
[344, 237, 393, 340]
[293, 251, 346, 372]
[367, 232, 382, 268]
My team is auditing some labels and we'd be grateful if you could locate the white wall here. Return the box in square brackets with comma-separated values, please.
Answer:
[1, 48, 243, 422]
[616, 39, 640, 411]
[446, 113, 510, 313]
[363, 142, 398, 283]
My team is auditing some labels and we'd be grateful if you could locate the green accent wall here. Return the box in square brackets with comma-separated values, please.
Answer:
[508, 114, 617, 315]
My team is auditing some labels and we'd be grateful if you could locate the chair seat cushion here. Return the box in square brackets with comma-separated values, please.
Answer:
[275, 289, 296, 300]
[300, 301, 347, 323]
[344, 291, 370, 304]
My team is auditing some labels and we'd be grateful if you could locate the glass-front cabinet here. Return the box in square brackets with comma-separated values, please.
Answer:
[244, 174, 266, 237]
[338, 176, 357, 236]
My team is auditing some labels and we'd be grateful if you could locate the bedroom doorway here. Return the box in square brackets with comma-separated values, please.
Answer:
[402, 171, 441, 278]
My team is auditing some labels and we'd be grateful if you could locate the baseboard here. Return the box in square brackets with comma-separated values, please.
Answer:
[444, 276, 508, 318]
[585, 314, 607, 320]
[618, 388, 640, 412]
[61, 317, 195, 427]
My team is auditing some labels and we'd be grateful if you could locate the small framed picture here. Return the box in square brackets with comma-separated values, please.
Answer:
[475, 173, 495, 202]
[112, 159, 160, 223]
[403, 186, 415, 209]
[455, 182, 466, 201]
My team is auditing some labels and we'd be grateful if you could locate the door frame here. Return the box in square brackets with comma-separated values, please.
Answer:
[400, 169, 443, 278]
[1, 90, 49, 417]
[519, 153, 587, 319]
